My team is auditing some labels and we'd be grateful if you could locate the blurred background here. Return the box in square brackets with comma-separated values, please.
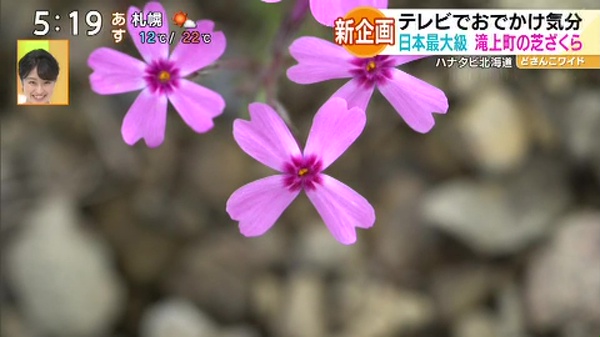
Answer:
[1, 0, 599, 336]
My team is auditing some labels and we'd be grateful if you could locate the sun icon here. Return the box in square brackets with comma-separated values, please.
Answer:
[173, 11, 188, 27]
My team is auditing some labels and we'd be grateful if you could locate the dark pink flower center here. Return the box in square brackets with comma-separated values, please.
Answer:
[144, 59, 180, 95]
[283, 155, 323, 192]
[349, 55, 394, 88]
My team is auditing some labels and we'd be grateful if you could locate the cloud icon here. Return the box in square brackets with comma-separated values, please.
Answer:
[183, 19, 196, 29]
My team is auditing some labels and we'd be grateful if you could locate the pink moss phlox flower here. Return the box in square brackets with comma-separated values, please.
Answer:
[287, 37, 449, 133]
[226, 97, 375, 245]
[261, 0, 388, 27]
[87, 1, 226, 148]
[309, 0, 388, 26]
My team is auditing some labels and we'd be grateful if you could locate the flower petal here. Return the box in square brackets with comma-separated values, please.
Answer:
[262, 0, 281, 2]
[167, 79, 224, 133]
[287, 37, 353, 84]
[88, 47, 147, 94]
[121, 89, 167, 148]
[310, 0, 388, 27]
[233, 103, 302, 172]
[169, 20, 227, 77]
[331, 78, 375, 112]
[227, 175, 300, 237]
[391, 55, 430, 67]
[304, 97, 366, 170]
[127, 2, 169, 63]
[378, 68, 448, 133]
[306, 174, 375, 245]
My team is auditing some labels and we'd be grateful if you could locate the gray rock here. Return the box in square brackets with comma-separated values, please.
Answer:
[561, 321, 600, 337]
[525, 211, 600, 331]
[79, 92, 141, 180]
[118, 227, 177, 285]
[372, 172, 436, 275]
[277, 270, 326, 337]
[5, 195, 124, 337]
[564, 91, 600, 163]
[542, 71, 576, 97]
[91, 192, 179, 286]
[294, 222, 364, 273]
[453, 278, 529, 337]
[218, 325, 261, 337]
[432, 264, 500, 321]
[495, 280, 528, 337]
[0, 132, 23, 232]
[336, 279, 434, 337]
[0, 305, 36, 337]
[251, 274, 284, 334]
[0, 140, 11, 183]
[447, 67, 503, 98]
[164, 231, 285, 322]
[182, 126, 261, 210]
[92, 196, 178, 286]
[422, 159, 571, 255]
[452, 279, 532, 337]
[456, 86, 530, 174]
[453, 311, 498, 337]
[595, 160, 600, 185]
[140, 298, 218, 337]
[132, 137, 180, 225]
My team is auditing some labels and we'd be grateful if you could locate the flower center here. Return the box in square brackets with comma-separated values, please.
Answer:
[283, 155, 323, 192]
[366, 60, 376, 72]
[298, 168, 309, 176]
[158, 70, 171, 82]
[144, 59, 180, 95]
[350, 55, 394, 87]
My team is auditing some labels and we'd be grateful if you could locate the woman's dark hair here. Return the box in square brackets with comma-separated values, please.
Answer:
[18, 49, 59, 82]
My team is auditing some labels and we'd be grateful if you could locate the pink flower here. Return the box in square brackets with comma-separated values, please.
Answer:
[88, 1, 226, 148]
[226, 98, 375, 245]
[309, 0, 388, 26]
[262, 0, 388, 27]
[287, 37, 448, 133]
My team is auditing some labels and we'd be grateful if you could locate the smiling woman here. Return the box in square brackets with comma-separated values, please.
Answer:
[19, 49, 58, 104]
[17, 40, 70, 105]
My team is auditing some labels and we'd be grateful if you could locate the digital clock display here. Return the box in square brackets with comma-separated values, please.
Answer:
[33, 10, 103, 37]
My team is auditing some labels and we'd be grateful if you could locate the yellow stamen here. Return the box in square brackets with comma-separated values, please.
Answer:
[298, 168, 309, 176]
[158, 70, 170, 82]
[366, 61, 376, 72]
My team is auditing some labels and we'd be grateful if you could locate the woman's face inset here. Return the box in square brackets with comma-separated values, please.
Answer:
[23, 66, 56, 104]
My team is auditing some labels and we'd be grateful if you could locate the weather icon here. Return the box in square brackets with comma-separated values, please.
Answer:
[173, 11, 197, 29]
[183, 19, 196, 29]
[173, 11, 188, 27]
